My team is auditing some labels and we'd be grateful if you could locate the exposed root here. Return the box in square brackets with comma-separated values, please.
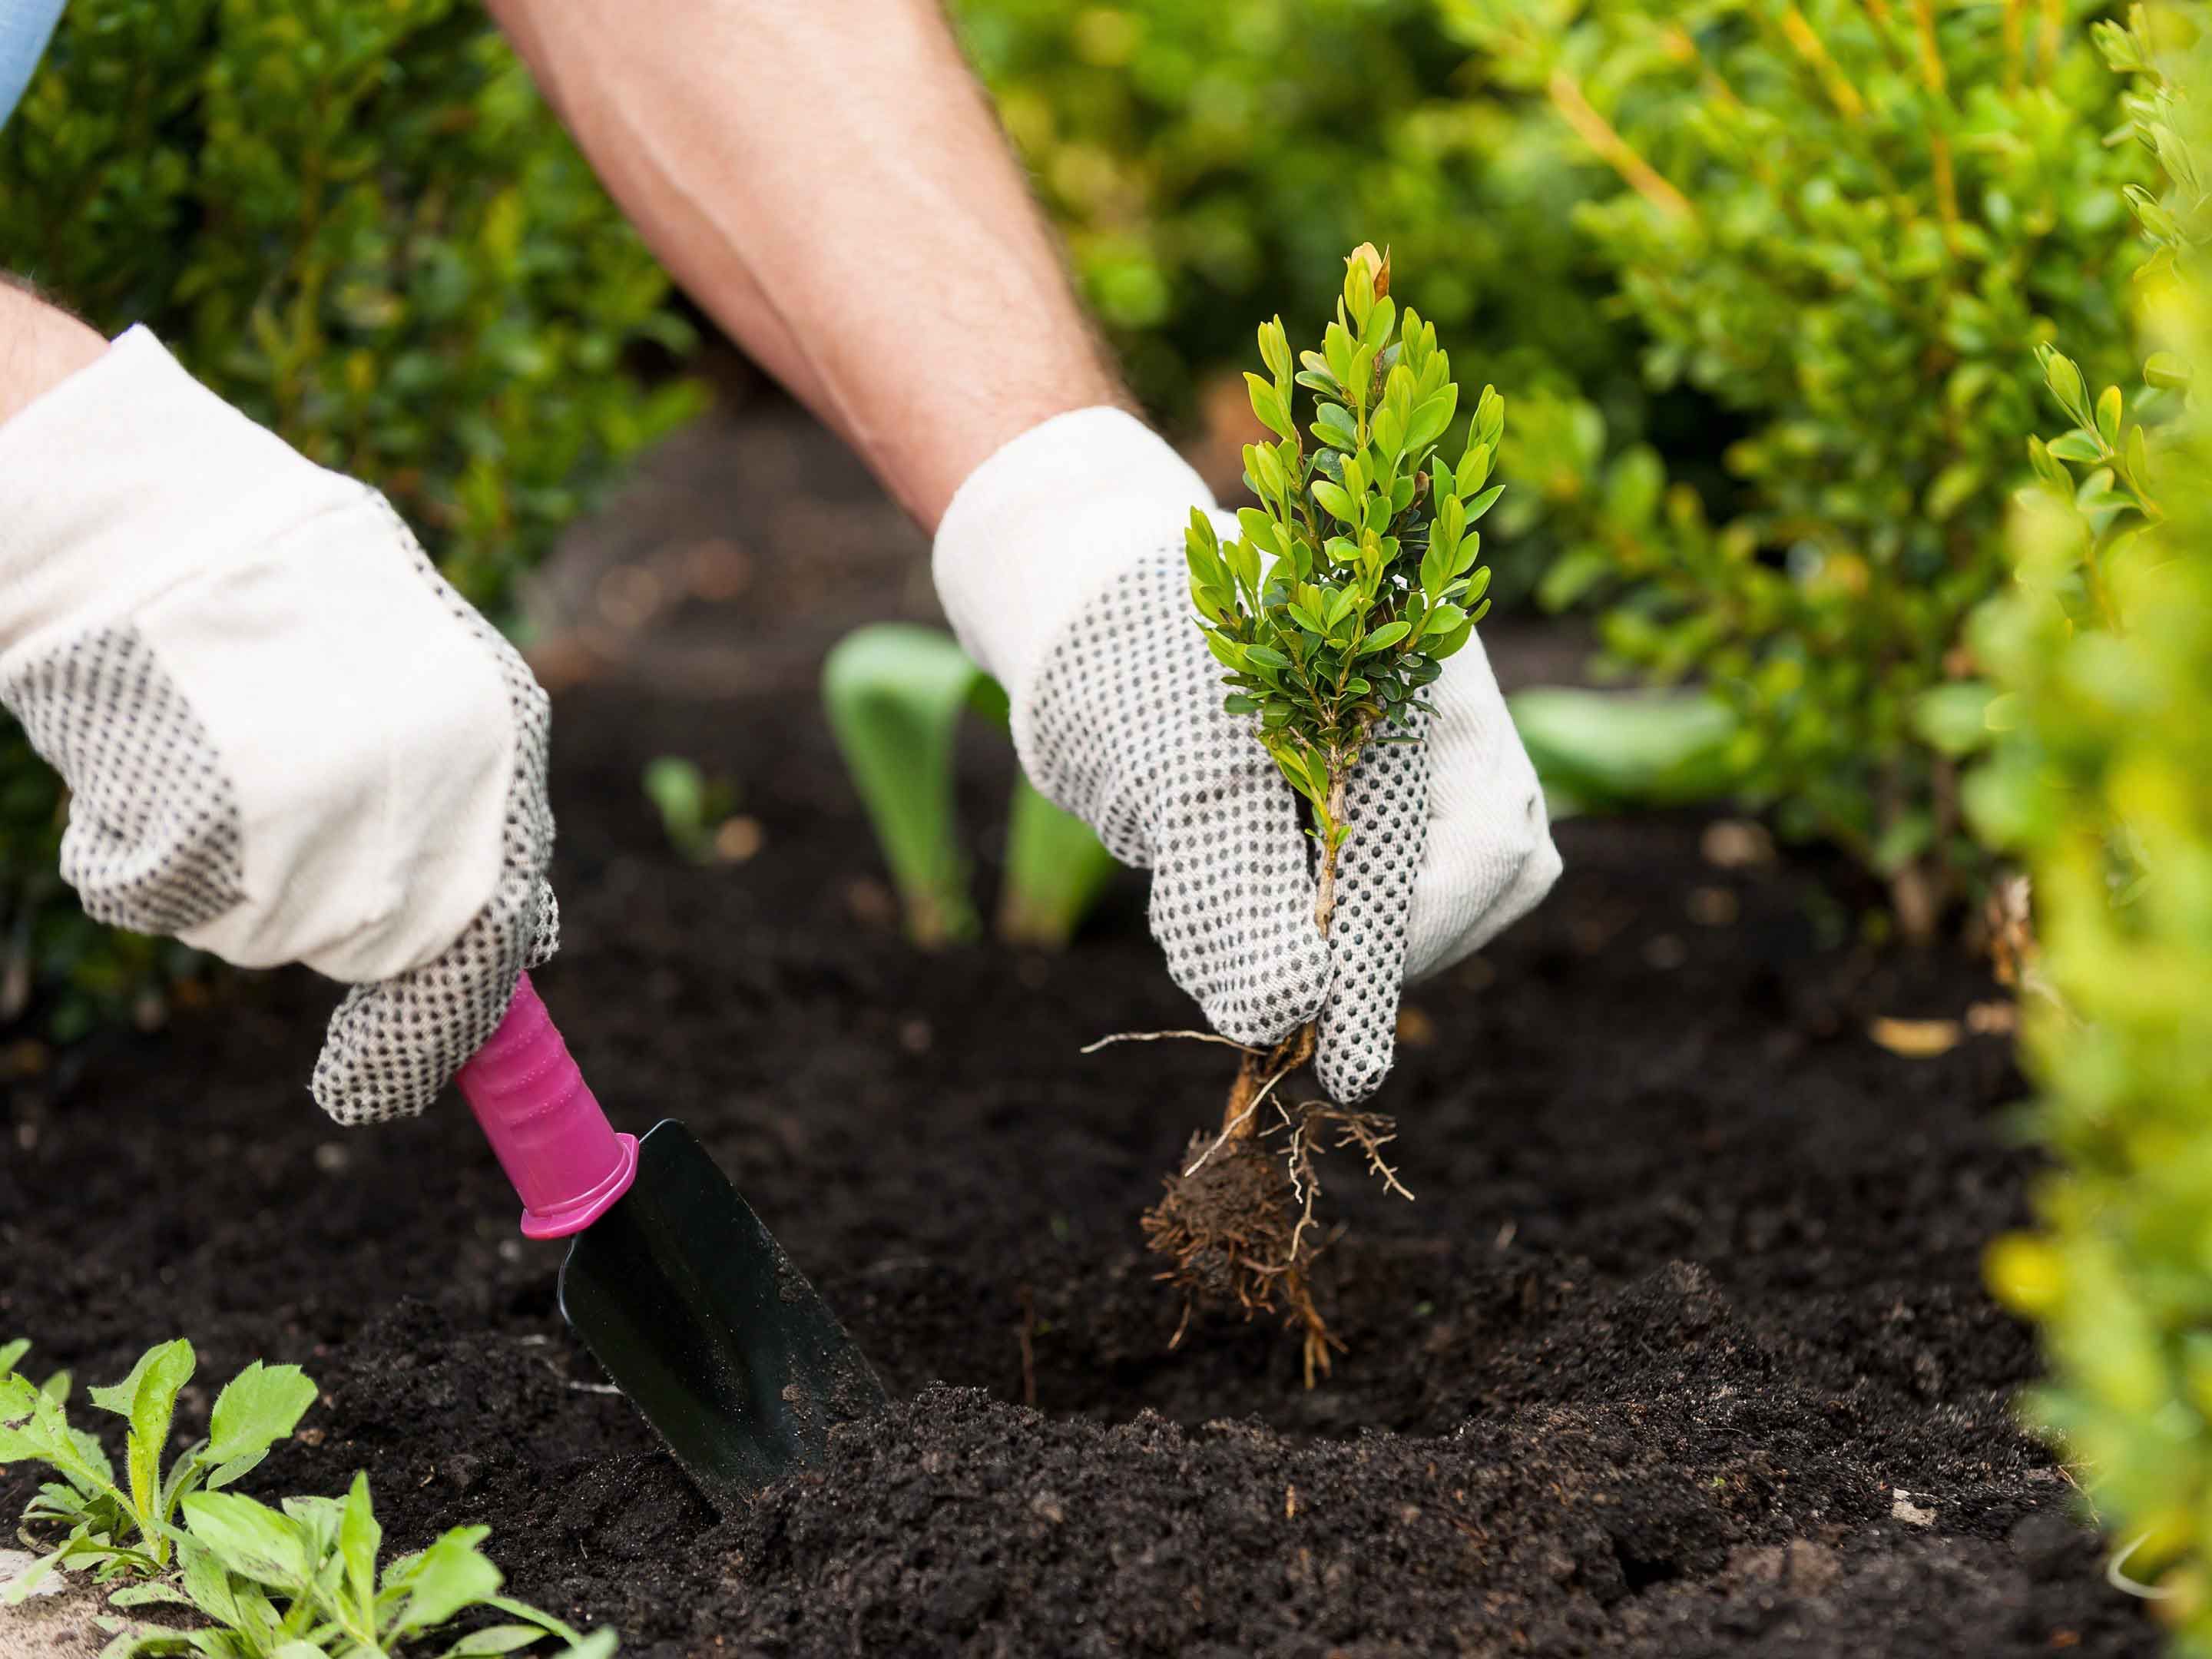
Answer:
[1270, 1100, 1416, 1269]
[1183, 1055, 1298, 1178]
[1139, 1026, 1368, 1388]
[1139, 1125, 1343, 1388]
[1080, 1030, 1264, 1056]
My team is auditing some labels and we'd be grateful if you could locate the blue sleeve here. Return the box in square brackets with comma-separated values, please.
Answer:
[0, 0, 65, 134]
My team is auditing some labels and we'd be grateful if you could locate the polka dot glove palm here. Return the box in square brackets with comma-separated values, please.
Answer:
[0, 327, 555, 1124]
[934, 409, 1561, 1103]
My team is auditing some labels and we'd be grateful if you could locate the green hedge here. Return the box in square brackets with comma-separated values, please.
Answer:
[0, 0, 701, 1038]
[1978, 9, 2212, 1644]
[1440, 0, 2149, 936]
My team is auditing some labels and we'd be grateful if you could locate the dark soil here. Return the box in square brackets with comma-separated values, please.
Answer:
[0, 399, 2155, 1656]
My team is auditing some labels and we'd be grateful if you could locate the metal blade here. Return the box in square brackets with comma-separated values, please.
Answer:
[557, 1118, 888, 1510]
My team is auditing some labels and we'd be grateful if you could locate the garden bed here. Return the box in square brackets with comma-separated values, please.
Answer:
[0, 403, 2156, 1657]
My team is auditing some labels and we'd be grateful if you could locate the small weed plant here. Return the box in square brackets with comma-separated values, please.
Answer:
[1142, 245, 1502, 1382]
[0, 1340, 614, 1658]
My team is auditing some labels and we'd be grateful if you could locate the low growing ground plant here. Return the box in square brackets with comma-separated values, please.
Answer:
[0, 1339, 315, 1591]
[0, 1339, 613, 1657]
[1141, 243, 1501, 1382]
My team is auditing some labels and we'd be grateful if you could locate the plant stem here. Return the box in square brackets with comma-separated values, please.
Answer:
[1313, 760, 1350, 939]
[1546, 68, 1698, 224]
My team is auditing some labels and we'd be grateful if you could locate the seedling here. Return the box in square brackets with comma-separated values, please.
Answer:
[823, 623, 1121, 949]
[1142, 245, 1504, 1384]
[99, 1472, 614, 1658]
[1, 1339, 614, 1657]
[0, 1339, 314, 1591]
[641, 757, 740, 865]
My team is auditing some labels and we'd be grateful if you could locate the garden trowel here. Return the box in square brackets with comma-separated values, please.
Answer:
[454, 973, 887, 1511]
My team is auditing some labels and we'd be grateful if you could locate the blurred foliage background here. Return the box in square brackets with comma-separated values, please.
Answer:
[949, 0, 1642, 424]
[0, 0, 2188, 1005]
[0, 0, 700, 1037]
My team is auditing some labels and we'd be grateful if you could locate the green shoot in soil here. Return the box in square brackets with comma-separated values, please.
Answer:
[0, 1339, 615, 1657]
[1, 1339, 313, 1588]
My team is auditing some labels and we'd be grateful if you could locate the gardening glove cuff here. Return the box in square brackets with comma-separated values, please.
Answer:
[0, 325, 557, 1124]
[932, 406, 1220, 717]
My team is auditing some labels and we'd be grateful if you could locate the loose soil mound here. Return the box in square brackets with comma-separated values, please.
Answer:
[0, 402, 2154, 1656]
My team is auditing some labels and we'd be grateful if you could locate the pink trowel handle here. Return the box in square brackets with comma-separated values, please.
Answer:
[456, 972, 639, 1240]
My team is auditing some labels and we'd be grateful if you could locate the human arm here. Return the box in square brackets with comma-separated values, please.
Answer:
[482, 0, 1563, 1097]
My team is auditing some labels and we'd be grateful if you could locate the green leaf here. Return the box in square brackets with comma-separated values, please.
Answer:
[1462, 483, 1505, 524]
[1235, 509, 1281, 561]
[1244, 644, 1293, 671]
[179, 1491, 310, 1588]
[2145, 350, 2190, 389]
[1429, 619, 1476, 661]
[339, 1471, 381, 1622]
[1247, 441, 1288, 501]
[0, 1340, 28, 1379]
[2042, 351, 2088, 422]
[1184, 507, 1219, 557]
[1348, 343, 1376, 407]
[1912, 682, 1997, 759]
[2095, 384, 2123, 446]
[108, 1583, 196, 1608]
[393, 1527, 504, 1637]
[205, 1363, 316, 1469]
[439, 1628, 550, 1656]
[90, 1343, 190, 1423]
[1310, 480, 1359, 526]
[1257, 318, 1292, 385]
[179, 1541, 245, 1628]
[1323, 323, 1355, 392]
[1405, 386, 1458, 452]
[124, 1342, 196, 1532]
[1360, 621, 1412, 655]
[1360, 294, 1396, 350]
[1373, 405, 1405, 462]
[2045, 430, 2104, 464]
[1244, 373, 1293, 442]
[1312, 401, 1359, 452]
[1343, 256, 1375, 331]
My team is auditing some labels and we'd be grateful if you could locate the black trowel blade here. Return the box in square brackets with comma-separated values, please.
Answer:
[556, 1118, 888, 1510]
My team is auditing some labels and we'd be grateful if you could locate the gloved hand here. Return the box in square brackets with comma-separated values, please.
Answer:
[0, 326, 555, 1124]
[933, 408, 1560, 1102]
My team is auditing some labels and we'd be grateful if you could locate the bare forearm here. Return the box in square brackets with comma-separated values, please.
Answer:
[485, 0, 1128, 530]
[0, 280, 105, 430]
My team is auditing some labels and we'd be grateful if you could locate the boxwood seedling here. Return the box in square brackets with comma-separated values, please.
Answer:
[1142, 245, 1505, 1384]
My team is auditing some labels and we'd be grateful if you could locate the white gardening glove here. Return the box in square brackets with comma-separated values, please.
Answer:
[0, 326, 555, 1124]
[934, 407, 1561, 1102]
